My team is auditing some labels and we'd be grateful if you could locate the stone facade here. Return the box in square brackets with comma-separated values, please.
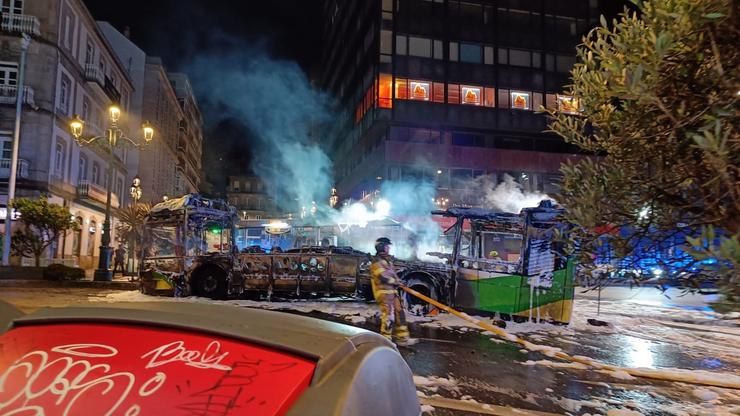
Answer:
[0, 0, 135, 269]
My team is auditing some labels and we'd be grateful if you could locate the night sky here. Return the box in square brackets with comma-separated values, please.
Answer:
[85, 0, 322, 74]
[85, 0, 324, 194]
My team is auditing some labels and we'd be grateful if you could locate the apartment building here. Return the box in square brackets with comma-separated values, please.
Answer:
[0, 0, 135, 268]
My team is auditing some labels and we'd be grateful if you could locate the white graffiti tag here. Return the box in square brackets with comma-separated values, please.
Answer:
[141, 341, 232, 371]
[0, 343, 166, 416]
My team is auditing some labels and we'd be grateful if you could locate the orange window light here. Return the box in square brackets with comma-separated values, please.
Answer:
[448, 83, 460, 104]
[461, 85, 482, 105]
[484, 87, 495, 107]
[395, 77, 408, 100]
[433, 83, 445, 103]
[409, 80, 431, 101]
[379, 74, 393, 108]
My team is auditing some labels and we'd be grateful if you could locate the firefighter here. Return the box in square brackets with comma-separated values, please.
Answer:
[370, 237, 415, 345]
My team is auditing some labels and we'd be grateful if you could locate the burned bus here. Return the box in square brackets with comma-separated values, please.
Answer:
[139, 194, 374, 299]
[396, 202, 575, 323]
[140, 195, 575, 323]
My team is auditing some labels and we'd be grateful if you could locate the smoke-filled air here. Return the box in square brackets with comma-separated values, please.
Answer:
[186, 38, 334, 212]
[187, 38, 550, 259]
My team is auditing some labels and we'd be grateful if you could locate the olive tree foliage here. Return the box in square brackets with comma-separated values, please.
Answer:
[10, 198, 79, 267]
[548, 0, 739, 309]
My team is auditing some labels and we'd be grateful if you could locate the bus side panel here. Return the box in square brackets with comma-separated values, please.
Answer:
[328, 255, 358, 295]
[475, 274, 524, 314]
[273, 254, 301, 295]
[299, 254, 328, 294]
[239, 254, 272, 291]
[513, 262, 575, 324]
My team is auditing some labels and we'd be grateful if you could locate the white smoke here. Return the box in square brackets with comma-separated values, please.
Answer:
[478, 175, 552, 214]
[330, 180, 444, 261]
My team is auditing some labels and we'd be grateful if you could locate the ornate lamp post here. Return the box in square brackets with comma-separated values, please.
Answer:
[128, 174, 142, 278]
[70, 106, 154, 281]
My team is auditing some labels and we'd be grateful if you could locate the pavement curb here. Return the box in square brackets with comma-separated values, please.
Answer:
[0, 279, 138, 290]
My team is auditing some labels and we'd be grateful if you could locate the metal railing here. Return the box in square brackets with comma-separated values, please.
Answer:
[77, 179, 120, 208]
[0, 84, 34, 106]
[0, 158, 29, 178]
[1, 12, 40, 36]
[83, 63, 105, 85]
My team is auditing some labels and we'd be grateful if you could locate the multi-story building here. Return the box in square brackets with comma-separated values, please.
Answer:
[0, 0, 136, 268]
[320, 0, 602, 205]
[98, 24, 203, 206]
[137, 57, 201, 203]
[226, 175, 284, 251]
[226, 175, 279, 221]
[168, 73, 203, 194]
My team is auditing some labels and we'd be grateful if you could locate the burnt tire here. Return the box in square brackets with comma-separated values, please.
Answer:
[192, 267, 228, 300]
[403, 275, 440, 316]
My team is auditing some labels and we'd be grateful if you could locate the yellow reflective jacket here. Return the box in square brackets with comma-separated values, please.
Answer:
[370, 256, 399, 296]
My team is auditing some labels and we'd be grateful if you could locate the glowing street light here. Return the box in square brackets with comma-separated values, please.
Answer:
[329, 188, 339, 208]
[130, 175, 142, 204]
[69, 105, 155, 281]
[108, 105, 121, 123]
[70, 115, 84, 138]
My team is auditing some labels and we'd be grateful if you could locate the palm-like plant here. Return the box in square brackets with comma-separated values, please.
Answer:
[116, 203, 152, 270]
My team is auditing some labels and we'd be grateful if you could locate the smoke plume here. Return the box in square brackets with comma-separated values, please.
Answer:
[186, 38, 334, 212]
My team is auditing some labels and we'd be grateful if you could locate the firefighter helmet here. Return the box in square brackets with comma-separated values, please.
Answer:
[375, 237, 392, 254]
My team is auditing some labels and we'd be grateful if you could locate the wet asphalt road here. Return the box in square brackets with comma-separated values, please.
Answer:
[1, 285, 738, 415]
[301, 308, 739, 416]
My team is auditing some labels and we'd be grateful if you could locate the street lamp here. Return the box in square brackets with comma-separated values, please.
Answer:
[130, 175, 142, 205]
[70, 107, 154, 281]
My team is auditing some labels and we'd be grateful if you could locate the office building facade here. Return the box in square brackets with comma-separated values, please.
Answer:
[321, 0, 601, 205]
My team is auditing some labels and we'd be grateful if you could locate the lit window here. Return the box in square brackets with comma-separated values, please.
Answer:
[433, 82, 445, 103]
[461, 85, 482, 105]
[449, 42, 458, 61]
[556, 94, 580, 114]
[511, 91, 530, 110]
[409, 80, 430, 101]
[484, 87, 495, 107]
[448, 83, 460, 104]
[395, 78, 408, 99]
[497, 89, 510, 108]
[545, 94, 557, 110]
[533, 93, 543, 111]
[378, 74, 392, 108]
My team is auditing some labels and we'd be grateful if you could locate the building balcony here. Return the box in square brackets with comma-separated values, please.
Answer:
[76, 180, 120, 209]
[83, 63, 105, 86]
[0, 158, 29, 179]
[1, 12, 40, 36]
[0, 84, 34, 106]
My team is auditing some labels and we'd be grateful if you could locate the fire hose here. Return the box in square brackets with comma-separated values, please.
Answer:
[399, 284, 740, 390]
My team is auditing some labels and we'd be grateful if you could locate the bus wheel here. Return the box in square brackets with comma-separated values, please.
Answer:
[403, 275, 439, 316]
[193, 267, 227, 300]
